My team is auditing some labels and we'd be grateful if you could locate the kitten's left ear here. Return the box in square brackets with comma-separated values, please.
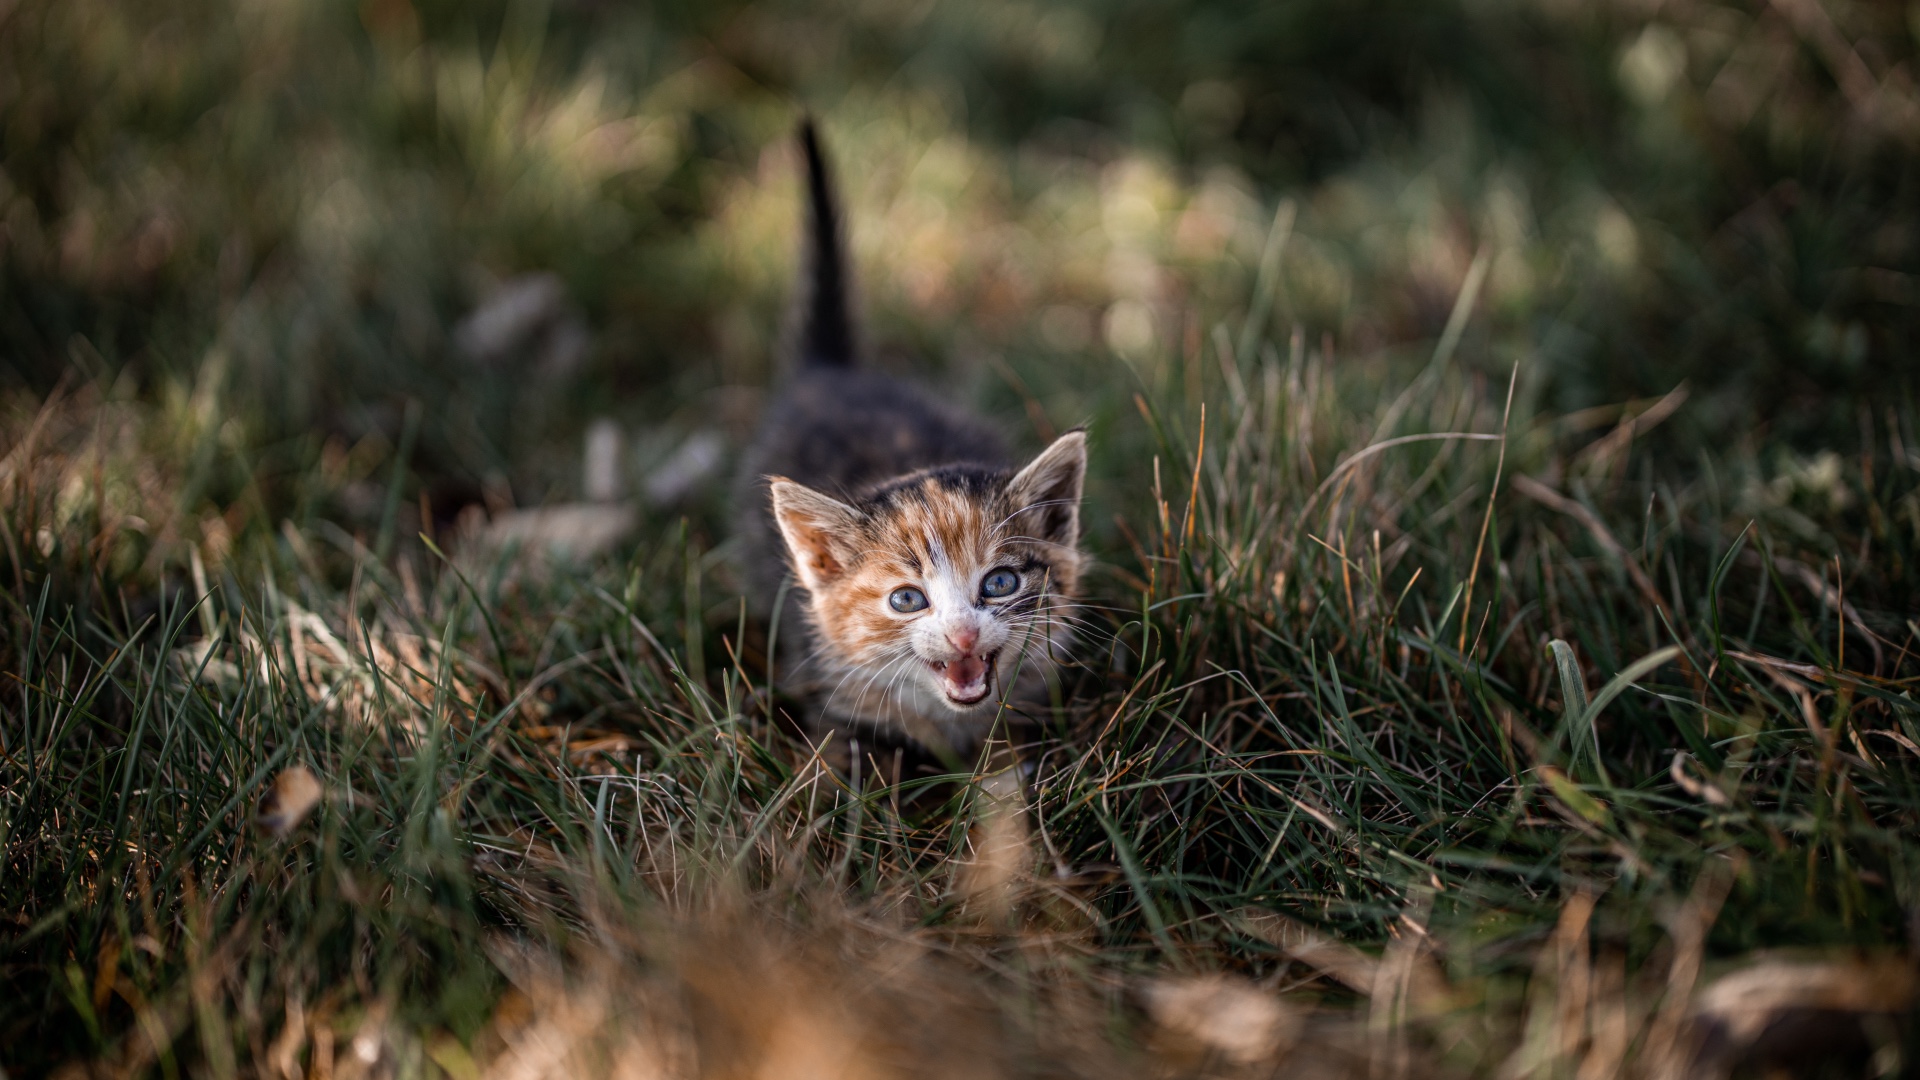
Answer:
[1004, 430, 1087, 547]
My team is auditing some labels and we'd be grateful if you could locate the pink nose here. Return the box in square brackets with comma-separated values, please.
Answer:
[946, 627, 979, 654]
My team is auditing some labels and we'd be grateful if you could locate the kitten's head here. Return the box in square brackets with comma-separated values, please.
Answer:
[769, 431, 1087, 719]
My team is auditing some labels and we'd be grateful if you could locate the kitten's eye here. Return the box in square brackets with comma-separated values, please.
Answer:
[888, 586, 929, 613]
[981, 569, 1020, 599]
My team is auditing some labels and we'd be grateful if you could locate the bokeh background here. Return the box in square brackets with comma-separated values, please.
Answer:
[5, 0, 1917, 535]
[9, 4, 1920, 1074]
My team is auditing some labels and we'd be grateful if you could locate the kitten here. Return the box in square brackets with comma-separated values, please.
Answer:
[736, 121, 1087, 760]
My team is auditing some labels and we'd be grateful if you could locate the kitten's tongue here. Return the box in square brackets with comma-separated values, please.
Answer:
[941, 654, 990, 700]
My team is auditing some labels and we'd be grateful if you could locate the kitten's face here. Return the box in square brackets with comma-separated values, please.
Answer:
[770, 432, 1087, 720]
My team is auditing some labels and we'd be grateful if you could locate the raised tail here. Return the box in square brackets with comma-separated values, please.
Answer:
[795, 118, 856, 369]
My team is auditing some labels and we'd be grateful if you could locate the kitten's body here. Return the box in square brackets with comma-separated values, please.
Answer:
[736, 123, 1086, 757]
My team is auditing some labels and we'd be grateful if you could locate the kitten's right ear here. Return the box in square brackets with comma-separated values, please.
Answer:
[769, 479, 863, 592]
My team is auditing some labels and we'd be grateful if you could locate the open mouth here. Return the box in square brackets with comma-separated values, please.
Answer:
[927, 650, 998, 707]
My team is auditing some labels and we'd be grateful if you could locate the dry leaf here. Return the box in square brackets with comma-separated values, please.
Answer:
[1690, 953, 1916, 1074]
[955, 770, 1030, 920]
[471, 503, 638, 562]
[256, 766, 323, 838]
[1141, 973, 1301, 1064]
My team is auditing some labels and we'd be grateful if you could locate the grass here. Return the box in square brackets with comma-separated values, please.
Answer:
[5, 0, 1920, 1076]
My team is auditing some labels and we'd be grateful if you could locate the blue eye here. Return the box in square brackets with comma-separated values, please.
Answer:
[981, 569, 1020, 598]
[888, 586, 929, 613]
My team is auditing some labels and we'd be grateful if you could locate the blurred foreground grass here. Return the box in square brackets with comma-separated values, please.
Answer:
[5, 0, 1920, 1076]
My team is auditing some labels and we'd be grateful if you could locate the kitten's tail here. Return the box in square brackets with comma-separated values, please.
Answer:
[795, 118, 856, 369]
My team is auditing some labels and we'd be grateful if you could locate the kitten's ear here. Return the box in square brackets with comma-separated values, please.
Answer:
[1004, 430, 1087, 548]
[770, 479, 863, 592]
